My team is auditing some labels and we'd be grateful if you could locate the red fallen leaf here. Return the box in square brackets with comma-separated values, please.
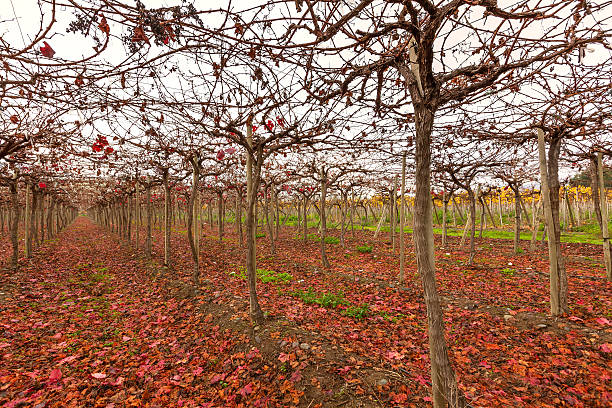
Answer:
[337, 366, 350, 375]
[239, 383, 253, 397]
[278, 352, 290, 363]
[10, 115, 18, 124]
[48, 368, 62, 384]
[40, 41, 55, 58]
[596, 317, 611, 326]
[91, 372, 107, 379]
[600, 343, 611, 353]
[58, 355, 77, 365]
[210, 373, 225, 384]
[568, 316, 584, 322]
[109, 376, 124, 386]
[216, 150, 225, 160]
[289, 370, 302, 382]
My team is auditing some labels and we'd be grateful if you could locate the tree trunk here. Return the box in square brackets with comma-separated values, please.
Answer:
[478, 198, 484, 239]
[514, 190, 521, 253]
[590, 158, 603, 229]
[187, 158, 200, 285]
[9, 177, 19, 269]
[391, 179, 397, 249]
[547, 136, 568, 313]
[24, 184, 31, 258]
[340, 193, 347, 248]
[320, 168, 330, 269]
[163, 170, 171, 267]
[442, 196, 449, 247]
[413, 104, 465, 408]
[146, 184, 152, 259]
[468, 188, 477, 265]
[399, 152, 407, 285]
[245, 119, 264, 324]
[135, 183, 140, 250]
[537, 129, 566, 316]
[530, 200, 541, 252]
[265, 187, 276, 255]
[303, 196, 308, 241]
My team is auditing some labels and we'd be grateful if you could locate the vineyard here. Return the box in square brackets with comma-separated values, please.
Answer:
[1, 1, 611, 408]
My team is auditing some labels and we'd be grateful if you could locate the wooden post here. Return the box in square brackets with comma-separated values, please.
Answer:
[399, 152, 407, 285]
[537, 128, 560, 316]
[24, 183, 31, 258]
[597, 152, 611, 280]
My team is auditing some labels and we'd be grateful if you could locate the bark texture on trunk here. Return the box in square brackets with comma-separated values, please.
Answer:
[163, 170, 171, 267]
[245, 119, 264, 324]
[399, 152, 407, 285]
[187, 158, 200, 285]
[9, 178, 19, 270]
[413, 103, 465, 407]
[537, 129, 567, 316]
[320, 168, 330, 269]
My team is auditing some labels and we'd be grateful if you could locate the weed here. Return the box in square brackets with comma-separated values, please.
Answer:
[231, 266, 292, 284]
[291, 287, 348, 308]
[324, 236, 340, 244]
[356, 245, 372, 253]
[501, 267, 516, 277]
[342, 303, 370, 320]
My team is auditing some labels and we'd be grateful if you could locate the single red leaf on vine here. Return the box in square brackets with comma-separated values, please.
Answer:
[132, 27, 150, 44]
[10, 115, 18, 124]
[98, 16, 110, 35]
[38, 182, 46, 189]
[40, 41, 55, 58]
[217, 150, 225, 160]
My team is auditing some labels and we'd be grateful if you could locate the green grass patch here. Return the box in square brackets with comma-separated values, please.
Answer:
[290, 287, 348, 308]
[342, 303, 370, 320]
[356, 245, 373, 253]
[230, 266, 292, 284]
[324, 236, 339, 244]
[500, 267, 516, 277]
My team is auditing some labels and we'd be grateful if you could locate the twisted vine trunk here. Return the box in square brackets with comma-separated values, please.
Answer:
[9, 178, 19, 270]
[163, 170, 171, 267]
[245, 119, 264, 324]
[414, 103, 466, 408]
[319, 168, 330, 269]
[187, 158, 200, 285]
